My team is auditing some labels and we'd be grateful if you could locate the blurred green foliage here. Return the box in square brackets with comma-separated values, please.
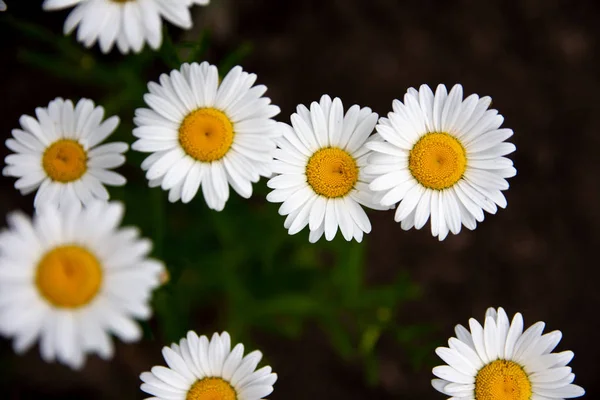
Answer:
[6, 16, 434, 385]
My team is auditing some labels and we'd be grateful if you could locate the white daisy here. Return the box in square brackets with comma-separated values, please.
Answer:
[140, 331, 277, 400]
[266, 95, 385, 243]
[0, 1, 6, 11]
[3, 97, 127, 209]
[132, 61, 281, 210]
[366, 84, 516, 240]
[432, 307, 585, 400]
[42, 0, 209, 54]
[0, 201, 165, 369]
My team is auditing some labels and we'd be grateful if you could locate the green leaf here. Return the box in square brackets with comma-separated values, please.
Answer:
[359, 325, 382, 356]
[364, 352, 380, 386]
[182, 29, 212, 63]
[253, 294, 321, 318]
[332, 240, 364, 301]
[158, 28, 183, 69]
[321, 317, 354, 360]
[4, 15, 85, 61]
[218, 42, 253, 75]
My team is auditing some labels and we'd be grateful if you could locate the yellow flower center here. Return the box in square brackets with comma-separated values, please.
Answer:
[42, 139, 88, 183]
[187, 377, 237, 400]
[179, 108, 234, 162]
[36, 245, 103, 308]
[306, 147, 359, 198]
[475, 360, 532, 400]
[111, 0, 134, 3]
[408, 132, 466, 190]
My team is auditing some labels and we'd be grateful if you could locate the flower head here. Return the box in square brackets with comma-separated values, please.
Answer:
[42, 0, 209, 54]
[0, 201, 165, 369]
[141, 331, 277, 400]
[367, 84, 516, 240]
[267, 95, 385, 243]
[432, 307, 585, 399]
[133, 62, 281, 210]
[3, 97, 127, 209]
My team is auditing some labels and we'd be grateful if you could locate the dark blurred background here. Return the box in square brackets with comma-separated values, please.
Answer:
[1, 0, 599, 398]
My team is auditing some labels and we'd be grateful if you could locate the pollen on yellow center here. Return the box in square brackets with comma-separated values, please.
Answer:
[186, 377, 237, 400]
[42, 139, 87, 183]
[306, 147, 359, 198]
[475, 360, 532, 400]
[179, 108, 234, 162]
[408, 132, 467, 190]
[36, 245, 103, 308]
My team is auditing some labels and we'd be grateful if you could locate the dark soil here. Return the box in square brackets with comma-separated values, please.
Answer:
[1, 0, 599, 398]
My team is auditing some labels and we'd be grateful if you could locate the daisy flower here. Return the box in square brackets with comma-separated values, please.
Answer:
[132, 61, 281, 210]
[42, 0, 209, 54]
[140, 331, 277, 400]
[3, 97, 127, 209]
[432, 307, 585, 400]
[266, 95, 385, 243]
[0, 1, 6, 11]
[366, 84, 516, 240]
[0, 201, 165, 369]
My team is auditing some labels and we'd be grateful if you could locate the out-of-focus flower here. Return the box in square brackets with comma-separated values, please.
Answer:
[42, 0, 210, 54]
[0, 201, 165, 369]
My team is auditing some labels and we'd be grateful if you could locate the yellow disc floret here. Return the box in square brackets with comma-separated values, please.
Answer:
[306, 147, 359, 198]
[408, 132, 466, 190]
[42, 139, 88, 183]
[179, 108, 234, 162]
[187, 377, 237, 400]
[36, 245, 103, 308]
[475, 360, 532, 400]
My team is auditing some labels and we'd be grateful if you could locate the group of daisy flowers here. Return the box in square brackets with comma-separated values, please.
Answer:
[0, 0, 586, 399]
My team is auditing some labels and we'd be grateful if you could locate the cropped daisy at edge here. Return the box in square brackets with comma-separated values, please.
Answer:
[132, 61, 281, 211]
[432, 307, 585, 400]
[0, 201, 165, 369]
[140, 331, 277, 400]
[267, 95, 386, 243]
[366, 84, 516, 240]
[3, 97, 127, 209]
[42, 0, 210, 54]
